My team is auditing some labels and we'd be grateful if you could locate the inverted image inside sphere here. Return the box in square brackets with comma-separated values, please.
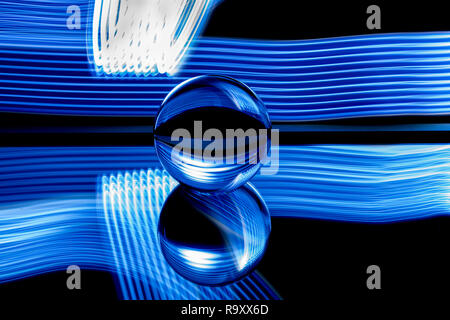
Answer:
[154, 75, 271, 192]
[158, 183, 271, 286]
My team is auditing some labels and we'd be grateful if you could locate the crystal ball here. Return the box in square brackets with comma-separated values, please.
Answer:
[154, 75, 271, 192]
[158, 183, 271, 286]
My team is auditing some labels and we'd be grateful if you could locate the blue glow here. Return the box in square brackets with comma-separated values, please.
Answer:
[1, 145, 450, 222]
[2, 2, 450, 119]
[101, 169, 278, 299]
[3, 0, 448, 300]
[0, 163, 279, 300]
[0, 197, 108, 282]
[1, 145, 450, 297]
[158, 184, 271, 285]
[255, 145, 450, 222]
[154, 75, 271, 192]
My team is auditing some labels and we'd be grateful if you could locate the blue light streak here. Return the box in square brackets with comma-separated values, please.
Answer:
[1, 0, 450, 299]
[1, 145, 449, 296]
[1, 146, 450, 222]
[0, 197, 108, 282]
[256, 145, 450, 222]
[0, 148, 279, 299]
[102, 170, 276, 298]
[2, 1, 450, 120]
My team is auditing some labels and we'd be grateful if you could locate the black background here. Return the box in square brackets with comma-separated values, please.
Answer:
[1, 0, 449, 314]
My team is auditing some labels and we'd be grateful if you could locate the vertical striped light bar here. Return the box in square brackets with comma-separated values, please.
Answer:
[92, 0, 219, 76]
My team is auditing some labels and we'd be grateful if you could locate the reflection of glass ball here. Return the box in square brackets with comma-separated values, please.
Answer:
[158, 183, 271, 286]
[154, 75, 271, 192]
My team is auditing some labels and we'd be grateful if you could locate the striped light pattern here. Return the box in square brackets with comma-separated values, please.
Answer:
[92, 0, 219, 75]
[1, 0, 450, 299]
[1, 146, 450, 221]
[0, 197, 108, 282]
[1, 145, 449, 296]
[101, 170, 277, 299]
[257, 145, 450, 222]
[2, 2, 450, 119]
[0, 161, 279, 299]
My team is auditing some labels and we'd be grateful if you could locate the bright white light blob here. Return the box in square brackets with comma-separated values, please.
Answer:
[92, 0, 218, 76]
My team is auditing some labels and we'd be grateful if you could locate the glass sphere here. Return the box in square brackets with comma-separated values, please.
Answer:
[154, 75, 271, 192]
[158, 183, 271, 286]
